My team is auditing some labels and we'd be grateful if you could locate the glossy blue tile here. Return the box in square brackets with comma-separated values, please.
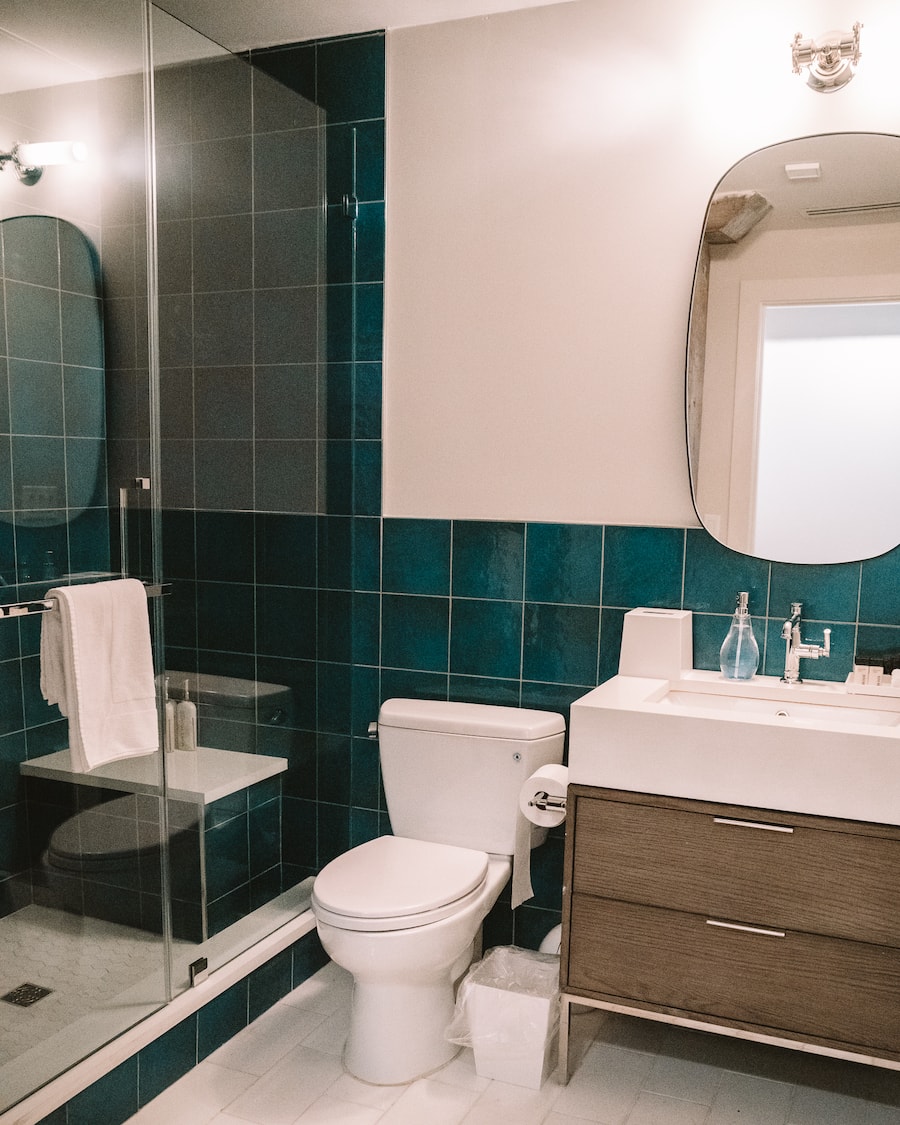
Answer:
[256, 514, 317, 587]
[196, 511, 255, 583]
[353, 439, 381, 517]
[350, 735, 380, 808]
[198, 980, 248, 1060]
[5, 280, 61, 364]
[254, 287, 318, 366]
[256, 585, 316, 660]
[292, 929, 329, 986]
[248, 947, 293, 1021]
[317, 734, 351, 804]
[205, 812, 249, 901]
[860, 546, 900, 626]
[249, 798, 281, 877]
[326, 120, 385, 204]
[450, 598, 522, 680]
[67, 1054, 138, 1125]
[683, 528, 770, 616]
[769, 560, 861, 625]
[9, 360, 63, 436]
[598, 607, 626, 683]
[315, 33, 385, 123]
[137, 1015, 197, 1106]
[525, 523, 603, 605]
[379, 667, 448, 703]
[382, 594, 449, 672]
[317, 800, 350, 866]
[522, 603, 599, 685]
[602, 526, 685, 609]
[448, 676, 521, 707]
[3, 216, 60, 288]
[452, 521, 525, 600]
[383, 519, 450, 595]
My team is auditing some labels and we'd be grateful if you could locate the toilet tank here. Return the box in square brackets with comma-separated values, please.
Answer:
[377, 698, 565, 855]
[166, 671, 291, 752]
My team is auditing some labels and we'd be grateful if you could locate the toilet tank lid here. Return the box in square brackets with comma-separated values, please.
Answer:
[165, 671, 290, 709]
[378, 698, 564, 739]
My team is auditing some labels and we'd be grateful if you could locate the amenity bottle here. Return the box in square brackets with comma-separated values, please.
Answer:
[719, 591, 759, 680]
[176, 679, 197, 751]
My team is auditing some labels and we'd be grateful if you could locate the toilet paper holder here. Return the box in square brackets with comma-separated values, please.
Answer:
[528, 791, 567, 813]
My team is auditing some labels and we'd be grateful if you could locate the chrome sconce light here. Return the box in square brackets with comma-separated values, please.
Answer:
[792, 22, 861, 93]
[0, 140, 87, 186]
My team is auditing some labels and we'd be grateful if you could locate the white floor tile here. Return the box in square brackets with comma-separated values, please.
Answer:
[555, 1042, 654, 1124]
[290, 1095, 384, 1124]
[210, 1003, 331, 1076]
[867, 1105, 900, 1124]
[706, 1071, 794, 1125]
[128, 1061, 257, 1124]
[459, 1074, 562, 1124]
[282, 964, 354, 1016]
[430, 1049, 491, 1093]
[325, 1071, 407, 1111]
[787, 1083, 870, 1125]
[377, 1076, 481, 1125]
[624, 1090, 710, 1125]
[301, 1007, 352, 1056]
[224, 1045, 344, 1125]
[642, 1053, 723, 1105]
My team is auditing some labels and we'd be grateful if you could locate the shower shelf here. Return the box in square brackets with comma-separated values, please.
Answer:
[20, 746, 287, 805]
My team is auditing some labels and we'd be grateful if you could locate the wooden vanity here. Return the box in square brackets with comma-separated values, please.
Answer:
[559, 783, 900, 1077]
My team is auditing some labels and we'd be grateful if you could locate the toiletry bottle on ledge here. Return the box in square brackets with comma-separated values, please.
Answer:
[176, 678, 197, 751]
[164, 677, 176, 754]
[719, 591, 759, 680]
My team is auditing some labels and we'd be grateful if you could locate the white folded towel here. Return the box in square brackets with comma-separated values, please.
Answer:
[40, 578, 159, 772]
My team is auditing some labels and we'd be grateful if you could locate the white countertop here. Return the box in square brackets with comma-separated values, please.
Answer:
[20, 746, 287, 804]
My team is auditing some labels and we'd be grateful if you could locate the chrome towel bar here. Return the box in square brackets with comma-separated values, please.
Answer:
[0, 580, 170, 620]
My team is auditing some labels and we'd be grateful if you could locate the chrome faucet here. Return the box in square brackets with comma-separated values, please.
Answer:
[781, 601, 831, 684]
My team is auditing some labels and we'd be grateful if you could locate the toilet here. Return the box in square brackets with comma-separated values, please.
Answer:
[42, 671, 290, 928]
[311, 697, 565, 1085]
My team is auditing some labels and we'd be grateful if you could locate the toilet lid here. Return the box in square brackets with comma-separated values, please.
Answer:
[49, 796, 166, 865]
[312, 836, 488, 920]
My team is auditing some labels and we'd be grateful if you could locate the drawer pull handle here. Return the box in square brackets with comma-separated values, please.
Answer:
[713, 816, 793, 834]
[706, 919, 786, 938]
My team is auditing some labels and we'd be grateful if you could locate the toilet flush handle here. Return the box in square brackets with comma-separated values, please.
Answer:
[367, 721, 378, 739]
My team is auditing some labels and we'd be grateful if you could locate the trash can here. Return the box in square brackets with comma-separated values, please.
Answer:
[446, 945, 560, 1089]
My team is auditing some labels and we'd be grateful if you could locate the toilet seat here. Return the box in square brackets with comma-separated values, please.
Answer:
[312, 835, 489, 932]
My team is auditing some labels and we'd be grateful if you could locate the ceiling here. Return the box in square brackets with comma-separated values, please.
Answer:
[0, 0, 578, 94]
[153, 0, 581, 53]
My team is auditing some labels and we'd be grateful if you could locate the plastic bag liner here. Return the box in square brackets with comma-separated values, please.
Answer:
[446, 945, 560, 1048]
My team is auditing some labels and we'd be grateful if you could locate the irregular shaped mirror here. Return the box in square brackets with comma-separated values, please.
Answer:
[0, 216, 105, 532]
[687, 133, 900, 564]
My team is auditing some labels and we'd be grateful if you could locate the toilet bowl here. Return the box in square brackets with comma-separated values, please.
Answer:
[313, 835, 512, 1085]
[311, 698, 566, 1085]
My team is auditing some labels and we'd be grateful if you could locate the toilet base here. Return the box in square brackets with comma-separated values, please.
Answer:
[344, 976, 464, 1085]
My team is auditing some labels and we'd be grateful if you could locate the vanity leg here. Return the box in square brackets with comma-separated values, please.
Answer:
[557, 994, 573, 1084]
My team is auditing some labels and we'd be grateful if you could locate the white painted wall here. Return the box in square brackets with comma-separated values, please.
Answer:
[383, 0, 900, 525]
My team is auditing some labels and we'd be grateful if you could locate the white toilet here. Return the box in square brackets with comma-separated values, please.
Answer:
[311, 697, 565, 1085]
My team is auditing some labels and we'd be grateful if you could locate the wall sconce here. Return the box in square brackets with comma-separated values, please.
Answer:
[0, 141, 88, 186]
[791, 22, 861, 93]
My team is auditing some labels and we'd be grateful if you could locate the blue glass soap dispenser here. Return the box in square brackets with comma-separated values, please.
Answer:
[719, 591, 760, 680]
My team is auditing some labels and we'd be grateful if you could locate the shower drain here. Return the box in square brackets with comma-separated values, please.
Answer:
[2, 982, 53, 1007]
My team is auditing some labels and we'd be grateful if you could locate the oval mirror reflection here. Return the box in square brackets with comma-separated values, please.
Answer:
[687, 133, 900, 564]
[0, 215, 105, 530]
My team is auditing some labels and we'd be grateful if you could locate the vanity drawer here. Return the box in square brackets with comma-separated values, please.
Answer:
[571, 792, 900, 946]
[567, 895, 900, 1055]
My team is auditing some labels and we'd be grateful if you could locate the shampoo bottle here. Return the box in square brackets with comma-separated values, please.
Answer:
[176, 678, 197, 752]
[164, 677, 176, 754]
[719, 591, 760, 680]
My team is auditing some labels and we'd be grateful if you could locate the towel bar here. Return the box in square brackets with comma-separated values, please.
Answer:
[0, 580, 171, 620]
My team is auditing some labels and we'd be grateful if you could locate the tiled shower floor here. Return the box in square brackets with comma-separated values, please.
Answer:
[0, 905, 168, 1104]
[128, 962, 900, 1125]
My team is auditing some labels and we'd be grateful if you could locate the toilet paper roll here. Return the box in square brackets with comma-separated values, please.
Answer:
[519, 764, 569, 829]
[510, 765, 569, 910]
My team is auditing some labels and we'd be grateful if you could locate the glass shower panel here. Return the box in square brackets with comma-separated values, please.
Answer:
[0, 1, 169, 1114]
[150, 7, 325, 983]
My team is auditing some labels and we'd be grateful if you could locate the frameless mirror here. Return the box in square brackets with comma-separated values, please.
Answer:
[0, 215, 105, 529]
[687, 133, 900, 564]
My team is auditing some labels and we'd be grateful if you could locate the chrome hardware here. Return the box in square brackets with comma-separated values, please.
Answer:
[713, 817, 793, 834]
[781, 601, 831, 684]
[189, 957, 209, 986]
[341, 193, 359, 220]
[367, 720, 378, 739]
[0, 581, 170, 620]
[528, 790, 567, 813]
[706, 919, 786, 938]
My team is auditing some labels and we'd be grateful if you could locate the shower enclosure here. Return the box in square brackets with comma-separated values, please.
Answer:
[0, 1, 369, 1113]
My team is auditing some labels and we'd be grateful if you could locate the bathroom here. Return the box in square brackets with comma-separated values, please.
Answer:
[1, 0, 900, 1120]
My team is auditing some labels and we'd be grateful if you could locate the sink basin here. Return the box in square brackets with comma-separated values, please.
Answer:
[568, 670, 900, 825]
[660, 688, 900, 727]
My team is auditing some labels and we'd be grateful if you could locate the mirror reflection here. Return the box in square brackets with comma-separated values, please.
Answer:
[0, 215, 105, 532]
[687, 133, 900, 564]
